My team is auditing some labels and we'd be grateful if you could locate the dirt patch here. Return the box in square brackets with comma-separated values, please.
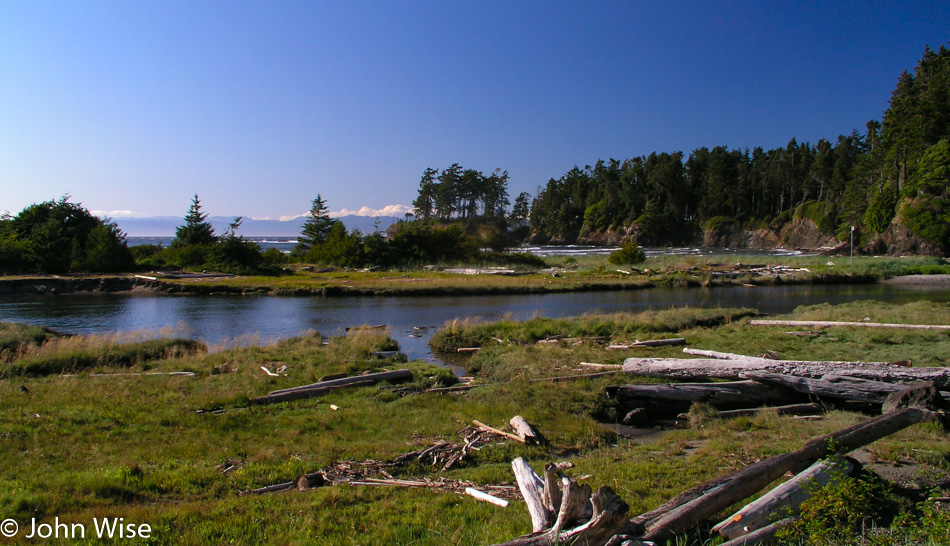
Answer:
[851, 448, 950, 497]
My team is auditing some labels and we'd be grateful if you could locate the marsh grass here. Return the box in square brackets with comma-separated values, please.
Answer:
[166, 254, 949, 297]
[429, 307, 757, 353]
[2, 299, 950, 544]
[0, 329, 206, 377]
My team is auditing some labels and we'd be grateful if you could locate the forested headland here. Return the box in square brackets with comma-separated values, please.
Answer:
[525, 45, 950, 255]
[2, 45, 948, 277]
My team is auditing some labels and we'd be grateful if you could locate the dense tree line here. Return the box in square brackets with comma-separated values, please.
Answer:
[0, 197, 134, 274]
[412, 165, 510, 222]
[529, 45, 950, 253]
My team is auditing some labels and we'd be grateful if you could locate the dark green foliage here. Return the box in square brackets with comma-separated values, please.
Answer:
[0, 223, 28, 274]
[164, 243, 214, 269]
[295, 194, 335, 255]
[779, 471, 899, 544]
[901, 138, 950, 250]
[413, 164, 509, 222]
[208, 217, 264, 274]
[304, 220, 365, 266]
[129, 244, 167, 269]
[3, 197, 134, 274]
[608, 240, 646, 265]
[173, 195, 217, 247]
[384, 221, 474, 265]
[527, 45, 950, 254]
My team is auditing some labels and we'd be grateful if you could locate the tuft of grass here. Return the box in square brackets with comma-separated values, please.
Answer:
[1, 336, 206, 377]
[0, 322, 63, 360]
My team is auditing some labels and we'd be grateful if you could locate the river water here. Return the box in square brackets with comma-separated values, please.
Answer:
[2, 283, 949, 362]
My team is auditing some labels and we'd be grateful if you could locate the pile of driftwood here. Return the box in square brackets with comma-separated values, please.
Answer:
[605, 348, 950, 424]
[494, 387, 943, 545]
[244, 417, 544, 505]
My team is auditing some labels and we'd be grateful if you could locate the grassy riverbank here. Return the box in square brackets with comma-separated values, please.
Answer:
[2, 300, 950, 543]
[4, 254, 944, 296]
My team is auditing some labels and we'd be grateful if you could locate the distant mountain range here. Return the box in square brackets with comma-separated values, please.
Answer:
[114, 215, 400, 238]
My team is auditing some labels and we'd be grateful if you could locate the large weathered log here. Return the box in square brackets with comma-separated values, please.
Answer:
[712, 458, 854, 539]
[606, 381, 804, 418]
[622, 357, 950, 388]
[635, 407, 926, 542]
[750, 319, 950, 330]
[249, 369, 413, 404]
[740, 371, 912, 405]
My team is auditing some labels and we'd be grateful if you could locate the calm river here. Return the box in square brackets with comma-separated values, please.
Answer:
[2, 283, 949, 361]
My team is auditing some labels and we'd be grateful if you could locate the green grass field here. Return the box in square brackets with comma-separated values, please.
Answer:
[2, 299, 950, 544]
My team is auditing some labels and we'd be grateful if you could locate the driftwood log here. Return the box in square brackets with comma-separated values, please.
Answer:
[499, 458, 644, 546]
[634, 407, 927, 542]
[712, 457, 855, 539]
[739, 371, 928, 405]
[606, 381, 805, 419]
[509, 416, 543, 445]
[249, 369, 413, 404]
[750, 319, 950, 331]
[623, 353, 950, 388]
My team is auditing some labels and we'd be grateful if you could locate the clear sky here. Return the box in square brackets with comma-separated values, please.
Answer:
[2, 1, 948, 221]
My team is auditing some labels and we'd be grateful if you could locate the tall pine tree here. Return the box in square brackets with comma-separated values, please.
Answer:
[295, 194, 335, 255]
[173, 195, 217, 247]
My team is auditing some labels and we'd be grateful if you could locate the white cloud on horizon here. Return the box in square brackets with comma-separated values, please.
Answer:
[277, 204, 414, 222]
[330, 204, 414, 218]
[91, 210, 139, 218]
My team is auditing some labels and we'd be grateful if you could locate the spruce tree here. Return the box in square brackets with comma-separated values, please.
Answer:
[296, 194, 335, 255]
[173, 195, 217, 247]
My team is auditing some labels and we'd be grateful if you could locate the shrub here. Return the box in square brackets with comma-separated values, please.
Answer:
[608, 241, 646, 265]
[779, 471, 899, 544]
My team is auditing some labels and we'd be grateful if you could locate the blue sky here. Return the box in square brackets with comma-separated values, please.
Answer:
[2, 1, 948, 221]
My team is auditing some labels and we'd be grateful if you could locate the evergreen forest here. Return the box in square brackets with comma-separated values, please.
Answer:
[526, 45, 950, 254]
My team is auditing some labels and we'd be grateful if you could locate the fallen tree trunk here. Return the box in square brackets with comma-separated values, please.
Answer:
[740, 371, 914, 405]
[750, 319, 950, 331]
[675, 402, 823, 421]
[606, 381, 804, 419]
[249, 369, 413, 404]
[712, 457, 855, 539]
[622, 357, 950, 388]
[635, 407, 926, 542]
